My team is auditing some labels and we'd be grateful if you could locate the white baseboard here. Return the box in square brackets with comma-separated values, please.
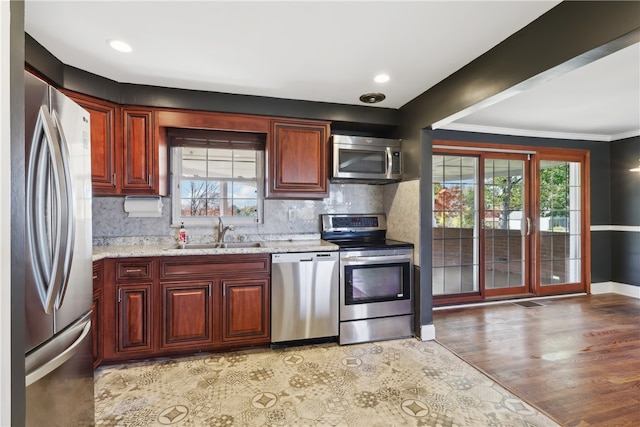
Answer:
[591, 281, 640, 298]
[418, 324, 436, 341]
[590, 225, 640, 232]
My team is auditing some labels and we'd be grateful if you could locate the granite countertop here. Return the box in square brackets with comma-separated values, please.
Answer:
[92, 239, 339, 261]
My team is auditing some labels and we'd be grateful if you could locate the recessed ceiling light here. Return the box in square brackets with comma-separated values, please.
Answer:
[107, 39, 132, 53]
[374, 74, 390, 83]
[359, 93, 386, 104]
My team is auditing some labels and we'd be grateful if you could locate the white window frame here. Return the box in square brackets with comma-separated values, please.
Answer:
[171, 145, 264, 227]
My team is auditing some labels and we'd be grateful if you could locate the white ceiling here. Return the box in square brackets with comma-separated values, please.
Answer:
[25, 1, 640, 142]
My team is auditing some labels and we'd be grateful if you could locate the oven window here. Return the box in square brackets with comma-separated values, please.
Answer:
[338, 149, 386, 174]
[345, 263, 410, 304]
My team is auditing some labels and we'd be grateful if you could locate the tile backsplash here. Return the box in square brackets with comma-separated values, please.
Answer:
[384, 179, 420, 265]
[92, 183, 384, 245]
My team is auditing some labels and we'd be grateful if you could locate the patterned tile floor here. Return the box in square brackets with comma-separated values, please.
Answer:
[95, 339, 559, 426]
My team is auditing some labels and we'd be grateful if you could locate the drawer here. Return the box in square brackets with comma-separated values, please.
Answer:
[160, 254, 269, 280]
[116, 259, 154, 281]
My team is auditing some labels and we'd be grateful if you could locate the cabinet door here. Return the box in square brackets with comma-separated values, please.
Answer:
[92, 261, 103, 367]
[66, 93, 120, 195]
[117, 283, 153, 353]
[221, 279, 270, 343]
[267, 120, 330, 199]
[122, 108, 156, 194]
[161, 281, 214, 349]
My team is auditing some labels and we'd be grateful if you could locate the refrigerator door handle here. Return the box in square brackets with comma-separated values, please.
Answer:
[26, 105, 72, 314]
[25, 312, 92, 387]
[51, 109, 76, 309]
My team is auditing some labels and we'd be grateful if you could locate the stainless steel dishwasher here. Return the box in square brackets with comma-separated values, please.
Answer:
[271, 251, 339, 344]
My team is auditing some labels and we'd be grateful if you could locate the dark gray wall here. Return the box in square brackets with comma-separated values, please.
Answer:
[11, 1, 26, 426]
[610, 137, 640, 226]
[418, 131, 434, 328]
[25, 35, 400, 138]
[610, 137, 640, 286]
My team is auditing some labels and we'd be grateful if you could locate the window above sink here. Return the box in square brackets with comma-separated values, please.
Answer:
[169, 128, 266, 227]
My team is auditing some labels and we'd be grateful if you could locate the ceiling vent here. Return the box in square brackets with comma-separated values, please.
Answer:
[359, 93, 386, 104]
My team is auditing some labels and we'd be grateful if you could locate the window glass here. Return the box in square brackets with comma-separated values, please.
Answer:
[172, 145, 263, 225]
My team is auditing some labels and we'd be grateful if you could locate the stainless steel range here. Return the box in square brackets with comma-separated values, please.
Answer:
[321, 214, 414, 345]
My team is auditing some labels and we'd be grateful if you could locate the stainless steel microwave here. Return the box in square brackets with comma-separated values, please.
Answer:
[331, 135, 402, 184]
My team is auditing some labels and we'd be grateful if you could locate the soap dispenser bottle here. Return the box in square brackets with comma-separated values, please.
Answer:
[178, 222, 187, 245]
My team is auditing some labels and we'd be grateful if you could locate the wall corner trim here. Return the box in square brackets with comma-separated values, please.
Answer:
[591, 281, 640, 298]
[419, 324, 436, 341]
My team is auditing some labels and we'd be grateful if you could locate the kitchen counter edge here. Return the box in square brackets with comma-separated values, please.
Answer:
[92, 240, 339, 261]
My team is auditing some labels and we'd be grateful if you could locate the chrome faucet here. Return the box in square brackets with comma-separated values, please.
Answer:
[216, 217, 235, 245]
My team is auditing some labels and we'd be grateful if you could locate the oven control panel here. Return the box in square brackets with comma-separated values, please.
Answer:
[321, 214, 387, 233]
[332, 216, 378, 228]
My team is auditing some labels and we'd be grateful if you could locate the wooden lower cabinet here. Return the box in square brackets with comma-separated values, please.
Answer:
[161, 281, 214, 349]
[221, 279, 270, 343]
[117, 283, 153, 353]
[99, 254, 270, 364]
[92, 260, 104, 368]
[92, 289, 102, 367]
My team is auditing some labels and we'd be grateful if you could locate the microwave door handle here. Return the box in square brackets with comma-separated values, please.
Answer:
[50, 110, 75, 309]
[386, 147, 393, 176]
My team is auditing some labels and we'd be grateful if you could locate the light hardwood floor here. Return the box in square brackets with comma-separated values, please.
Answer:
[433, 293, 640, 427]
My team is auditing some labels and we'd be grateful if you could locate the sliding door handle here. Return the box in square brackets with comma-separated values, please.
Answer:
[521, 217, 532, 236]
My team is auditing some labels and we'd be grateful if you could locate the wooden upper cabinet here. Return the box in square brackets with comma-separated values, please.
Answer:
[267, 119, 330, 199]
[122, 108, 158, 194]
[64, 92, 120, 195]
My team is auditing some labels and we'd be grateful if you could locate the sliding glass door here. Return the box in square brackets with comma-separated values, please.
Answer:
[535, 156, 585, 294]
[432, 155, 479, 296]
[432, 144, 589, 303]
[483, 155, 531, 297]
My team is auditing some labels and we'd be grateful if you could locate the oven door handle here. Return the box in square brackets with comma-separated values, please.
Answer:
[341, 254, 412, 264]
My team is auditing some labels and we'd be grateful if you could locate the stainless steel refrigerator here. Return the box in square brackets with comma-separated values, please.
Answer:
[24, 72, 94, 426]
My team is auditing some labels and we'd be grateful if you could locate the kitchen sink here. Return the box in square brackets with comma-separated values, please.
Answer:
[169, 242, 263, 250]
[218, 242, 263, 248]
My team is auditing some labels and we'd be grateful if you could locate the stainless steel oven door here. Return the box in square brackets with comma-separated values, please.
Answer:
[340, 249, 413, 321]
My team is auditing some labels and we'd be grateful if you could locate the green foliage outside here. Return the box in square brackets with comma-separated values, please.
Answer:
[434, 159, 572, 230]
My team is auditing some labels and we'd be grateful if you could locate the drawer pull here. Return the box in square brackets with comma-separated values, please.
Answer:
[92, 275, 98, 280]
[125, 268, 143, 273]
